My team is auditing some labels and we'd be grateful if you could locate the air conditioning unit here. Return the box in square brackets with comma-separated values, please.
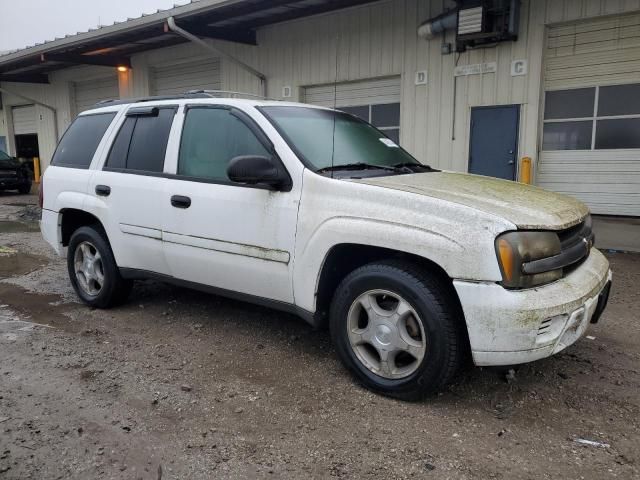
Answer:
[455, 0, 520, 52]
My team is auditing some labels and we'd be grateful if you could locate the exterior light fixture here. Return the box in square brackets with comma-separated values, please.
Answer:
[117, 65, 128, 72]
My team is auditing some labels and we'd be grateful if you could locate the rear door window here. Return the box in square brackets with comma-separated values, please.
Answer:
[51, 113, 116, 168]
[105, 107, 176, 173]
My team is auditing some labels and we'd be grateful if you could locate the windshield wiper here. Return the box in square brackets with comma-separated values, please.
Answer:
[392, 162, 434, 171]
[316, 162, 397, 174]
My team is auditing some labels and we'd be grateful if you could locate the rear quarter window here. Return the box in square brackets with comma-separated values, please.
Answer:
[51, 113, 116, 169]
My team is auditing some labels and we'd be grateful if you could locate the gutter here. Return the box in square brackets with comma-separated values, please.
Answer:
[165, 17, 267, 97]
[0, 0, 244, 67]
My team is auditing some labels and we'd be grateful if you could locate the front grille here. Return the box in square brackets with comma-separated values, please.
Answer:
[559, 216, 593, 274]
[0, 171, 17, 179]
[522, 215, 594, 277]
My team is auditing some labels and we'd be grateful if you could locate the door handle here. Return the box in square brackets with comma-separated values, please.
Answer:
[171, 195, 191, 209]
[95, 185, 111, 197]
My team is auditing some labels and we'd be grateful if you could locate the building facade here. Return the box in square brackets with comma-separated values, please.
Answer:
[0, 0, 639, 217]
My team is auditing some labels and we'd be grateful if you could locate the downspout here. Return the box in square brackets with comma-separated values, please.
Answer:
[166, 17, 267, 98]
[0, 85, 59, 143]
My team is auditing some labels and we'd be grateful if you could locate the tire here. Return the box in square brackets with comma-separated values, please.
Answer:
[330, 260, 465, 400]
[67, 226, 133, 308]
[17, 184, 31, 194]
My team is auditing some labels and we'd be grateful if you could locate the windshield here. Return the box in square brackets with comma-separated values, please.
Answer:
[0, 150, 18, 168]
[261, 106, 420, 172]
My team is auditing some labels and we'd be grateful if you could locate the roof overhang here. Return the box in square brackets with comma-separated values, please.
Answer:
[0, 0, 381, 83]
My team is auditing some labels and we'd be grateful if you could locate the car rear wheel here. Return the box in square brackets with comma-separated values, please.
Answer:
[68, 226, 132, 308]
[330, 260, 465, 400]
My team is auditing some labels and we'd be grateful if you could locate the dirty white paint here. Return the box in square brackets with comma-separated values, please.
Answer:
[41, 98, 612, 366]
[457, 258, 611, 366]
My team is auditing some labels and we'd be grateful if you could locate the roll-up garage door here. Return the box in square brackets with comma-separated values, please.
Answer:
[151, 58, 221, 96]
[74, 76, 119, 114]
[538, 13, 640, 216]
[304, 77, 402, 144]
[12, 105, 37, 135]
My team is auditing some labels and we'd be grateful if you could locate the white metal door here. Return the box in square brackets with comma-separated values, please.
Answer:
[304, 77, 401, 107]
[12, 105, 37, 135]
[74, 76, 119, 114]
[539, 14, 640, 216]
[151, 57, 221, 96]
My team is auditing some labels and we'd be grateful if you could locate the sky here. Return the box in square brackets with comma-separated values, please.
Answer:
[0, 0, 192, 52]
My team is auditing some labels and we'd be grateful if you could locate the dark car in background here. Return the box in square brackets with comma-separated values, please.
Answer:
[0, 150, 32, 194]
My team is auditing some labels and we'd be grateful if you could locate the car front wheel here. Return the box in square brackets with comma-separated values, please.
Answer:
[330, 260, 465, 400]
[67, 226, 132, 308]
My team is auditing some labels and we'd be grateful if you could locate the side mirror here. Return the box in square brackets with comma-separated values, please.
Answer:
[227, 155, 289, 190]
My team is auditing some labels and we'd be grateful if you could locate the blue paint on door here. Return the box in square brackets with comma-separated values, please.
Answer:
[469, 105, 519, 180]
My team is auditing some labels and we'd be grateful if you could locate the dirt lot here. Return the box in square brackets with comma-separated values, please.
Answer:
[0, 192, 638, 480]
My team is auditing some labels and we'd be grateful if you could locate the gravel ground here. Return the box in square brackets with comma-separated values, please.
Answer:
[0, 192, 638, 480]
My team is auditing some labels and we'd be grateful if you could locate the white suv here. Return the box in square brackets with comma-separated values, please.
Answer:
[41, 93, 612, 399]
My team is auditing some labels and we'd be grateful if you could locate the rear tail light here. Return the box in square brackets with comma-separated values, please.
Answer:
[38, 182, 43, 209]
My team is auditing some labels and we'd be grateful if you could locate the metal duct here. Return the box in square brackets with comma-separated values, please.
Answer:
[417, 10, 458, 39]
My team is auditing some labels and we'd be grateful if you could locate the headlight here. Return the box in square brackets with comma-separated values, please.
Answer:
[495, 231, 562, 289]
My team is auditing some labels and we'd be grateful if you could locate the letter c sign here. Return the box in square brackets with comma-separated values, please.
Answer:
[511, 60, 528, 77]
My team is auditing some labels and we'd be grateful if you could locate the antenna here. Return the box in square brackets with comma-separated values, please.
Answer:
[330, 32, 340, 178]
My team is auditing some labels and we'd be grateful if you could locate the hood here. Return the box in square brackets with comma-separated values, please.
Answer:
[354, 171, 589, 230]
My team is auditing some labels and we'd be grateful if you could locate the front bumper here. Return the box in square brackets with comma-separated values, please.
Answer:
[0, 176, 30, 189]
[454, 249, 611, 366]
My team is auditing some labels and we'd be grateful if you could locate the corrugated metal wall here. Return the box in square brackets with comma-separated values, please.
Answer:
[74, 75, 119, 114]
[221, 0, 546, 172]
[2, 0, 640, 174]
[151, 57, 221, 95]
[221, 0, 640, 173]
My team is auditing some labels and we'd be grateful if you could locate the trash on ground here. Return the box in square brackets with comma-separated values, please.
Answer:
[573, 438, 610, 448]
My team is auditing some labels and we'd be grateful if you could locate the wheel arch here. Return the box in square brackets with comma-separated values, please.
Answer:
[60, 208, 106, 247]
[312, 243, 467, 335]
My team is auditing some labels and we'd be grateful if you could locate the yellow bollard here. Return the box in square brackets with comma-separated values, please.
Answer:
[33, 157, 41, 184]
[519, 156, 532, 185]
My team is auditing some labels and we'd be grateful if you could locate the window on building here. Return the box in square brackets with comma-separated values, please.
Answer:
[340, 103, 401, 144]
[178, 108, 270, 181]
[105, 108, 175, 172]
[51, 113, 116, 168]
[542, 83, 640, 150]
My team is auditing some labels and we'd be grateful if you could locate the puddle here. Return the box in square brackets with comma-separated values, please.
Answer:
[0, 251, 49, 279]
[0, 283, 75, 331]
[0, 220, 40, 233]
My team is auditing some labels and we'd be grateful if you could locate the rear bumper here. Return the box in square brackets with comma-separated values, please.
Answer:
[454, 249, 611, 366]
[40, 209, 62, 256]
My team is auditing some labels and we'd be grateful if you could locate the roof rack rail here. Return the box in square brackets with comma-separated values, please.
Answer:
[185, 89, 277, 101]
[93, 92, 211, 107]
[92, 90, 279, 109]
